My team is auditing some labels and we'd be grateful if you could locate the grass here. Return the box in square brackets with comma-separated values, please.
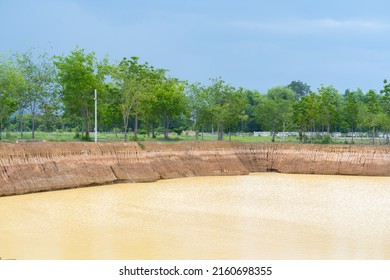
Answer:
[0, 131, 387, 145]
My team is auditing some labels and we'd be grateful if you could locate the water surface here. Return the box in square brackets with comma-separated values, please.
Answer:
[1, 173, 390, 259]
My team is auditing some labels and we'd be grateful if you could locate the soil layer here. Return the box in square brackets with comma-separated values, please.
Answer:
[1, 142, 389, 196]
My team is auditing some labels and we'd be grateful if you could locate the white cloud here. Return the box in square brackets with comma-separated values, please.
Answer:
[314, 19, 389, 30]
[230, 18, 390, 35]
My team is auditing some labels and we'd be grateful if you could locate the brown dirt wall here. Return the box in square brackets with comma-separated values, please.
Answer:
[1, 142, 389, 196]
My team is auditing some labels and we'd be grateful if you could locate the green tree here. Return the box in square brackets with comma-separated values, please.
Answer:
[380, 79, 390, 144]
[344, 90, 359, 143]
[242, 89, 261, 132]
[292, 92, 320, 143]
[365, 89, 380, 145]
[0, 55, 22, 140]
[293, 96, 308, 142]
[318, 85, 340, 140]
[16, 50, 56, 139]
[254, 86, 296, 142]
[287, 80, 310, 100]
[203, 78, 246, 141]
[187, 82, 207, 139]
[98, 84, 122, 133]
[155, 77, 187, 139]
[113, 57, 162, 141]
[37, 102, 62, 132]
[136, 66, 167, 139]
[223, 87, 247, 140]
[54, 48, 109, 141]
[141, 92, 160, 138]
[306, 92, 320, 142]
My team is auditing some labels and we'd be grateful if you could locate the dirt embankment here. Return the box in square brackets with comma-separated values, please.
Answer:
[1, 142, 389, 196]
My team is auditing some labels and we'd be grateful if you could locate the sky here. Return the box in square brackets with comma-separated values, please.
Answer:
[1, 0, 390, 93]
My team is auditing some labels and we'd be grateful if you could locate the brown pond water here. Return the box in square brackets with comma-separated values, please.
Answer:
[1, 173, 390, 260]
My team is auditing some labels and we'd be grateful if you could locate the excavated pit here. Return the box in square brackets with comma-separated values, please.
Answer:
[1, 141, 389, 196]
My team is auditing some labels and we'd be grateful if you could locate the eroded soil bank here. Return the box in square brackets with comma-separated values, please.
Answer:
[1, 141, 389, 196]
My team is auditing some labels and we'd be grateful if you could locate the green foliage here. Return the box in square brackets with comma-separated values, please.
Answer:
[54, 47, 109, 141]
[0, 55, 22, 140]
[254, 86, 295, 142]
[154, 77, 188, 139]
[4, 46, 390, 145]
[342, 90, 360, 142]
[318, 85, 340, 134]
[287, 80, 310, 100]
[15, 49, 56, 139]
[114, 56, 151, 141]
[198, 78, 247, 141]
[112, 56, 179, 141]
[98, 85, 122, 132]
[37, 103, 62, 132]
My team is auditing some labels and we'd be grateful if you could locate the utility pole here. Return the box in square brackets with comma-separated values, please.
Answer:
[94, 89, 97, 143]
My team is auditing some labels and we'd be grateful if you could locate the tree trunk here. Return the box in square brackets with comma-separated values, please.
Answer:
[19, 109, 24, 139]
[124, 117, 129, 142]
[124, 127, 128, 142]
[327, 123, 330, 136]
[123, 108, 130, 142]
[31, 111, 36, 139]
[85, 110, 90, 141]
[164, 119, 170, 139]
[372, 126, 375, 145]
[133, 113, 138, 141]
[217, 124, 223, 141]
[31, 101, 36, 139]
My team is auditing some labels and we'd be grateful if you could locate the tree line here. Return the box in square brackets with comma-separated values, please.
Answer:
[1, 47, 390, 144]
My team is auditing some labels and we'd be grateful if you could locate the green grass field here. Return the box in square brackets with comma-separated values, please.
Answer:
[0, 131, 386, 145]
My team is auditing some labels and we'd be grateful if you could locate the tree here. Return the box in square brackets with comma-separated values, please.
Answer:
[16, 50, 56, 139]
[365, 89, 380, 145]
[54, 48, 109, 141]
[380, 79, 390, 144]
[113, 57, 163, 141]
[187, 82, 206, 139]
[344, 90, 359, 143]
[293, 95, 310, 143]
[0, 55, 22, 140]
[318, 85, 340, 140]
[254, 86, 296, 142]
[37, 102, 63, 132]
[242, 89, 261, 132]
[287, 80, 310, 100]
[98, 84, 122, 133]
[155, 77, 187, 139]
[202, 78, 246, 141]
[223, 87, 247, 140]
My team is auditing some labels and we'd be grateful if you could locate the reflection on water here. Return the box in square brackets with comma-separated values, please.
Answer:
[1, 173, 390, 260]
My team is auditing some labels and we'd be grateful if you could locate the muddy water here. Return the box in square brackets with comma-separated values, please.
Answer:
[1, 173, 390, 260]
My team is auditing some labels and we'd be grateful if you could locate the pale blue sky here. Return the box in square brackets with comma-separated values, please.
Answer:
[2, 0, 390, 93]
